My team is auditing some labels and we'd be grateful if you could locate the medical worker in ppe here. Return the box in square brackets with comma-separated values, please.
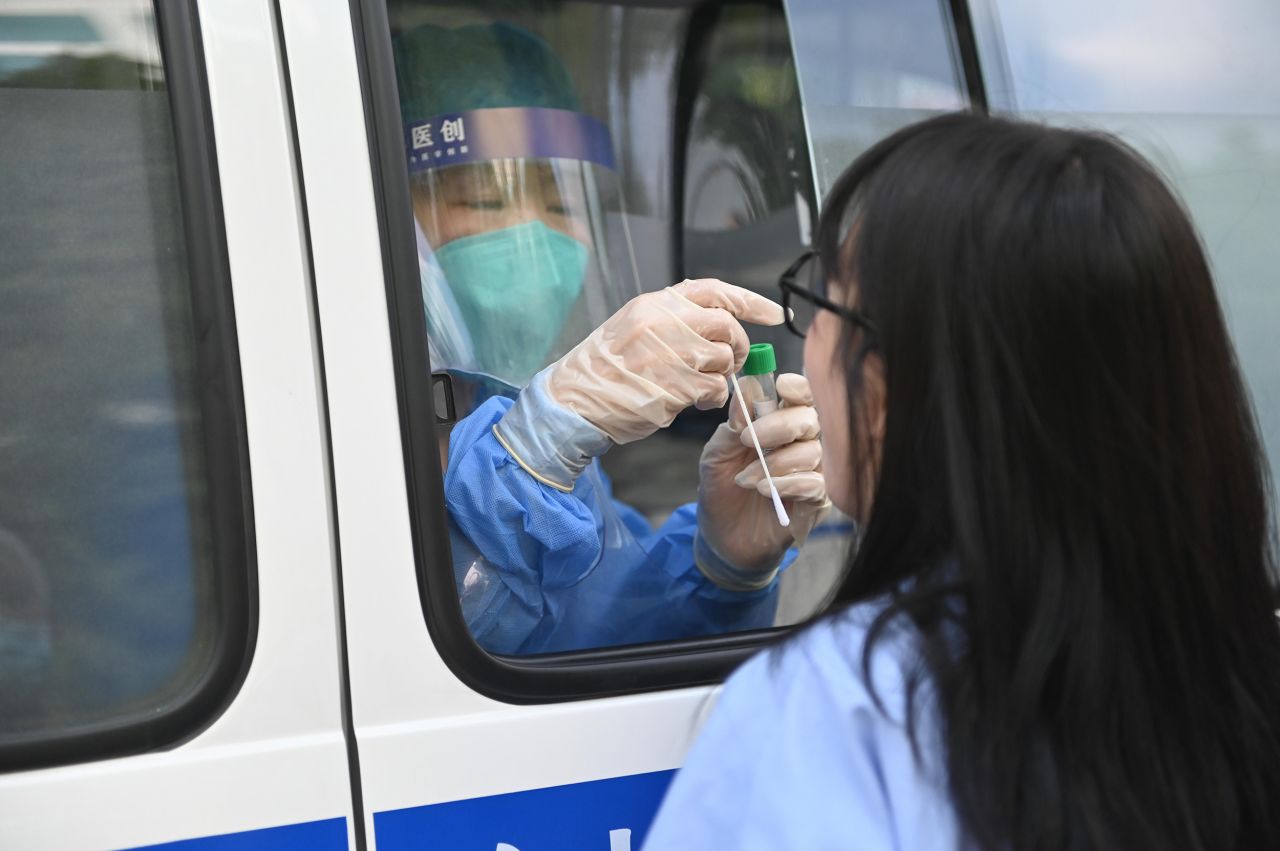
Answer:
[393, 21, 829, 655]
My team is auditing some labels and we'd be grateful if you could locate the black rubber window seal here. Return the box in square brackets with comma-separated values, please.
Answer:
[946, 0, 990, 113]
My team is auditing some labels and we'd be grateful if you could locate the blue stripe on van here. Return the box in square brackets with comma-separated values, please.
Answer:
[127, 817, 347, 850]
[375, 770, 676, 850]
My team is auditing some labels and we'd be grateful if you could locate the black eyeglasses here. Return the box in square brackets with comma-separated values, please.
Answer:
[778, 250, 876, 339]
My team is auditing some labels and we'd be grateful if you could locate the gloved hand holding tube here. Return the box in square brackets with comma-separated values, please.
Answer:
[695, 363, 830, 590]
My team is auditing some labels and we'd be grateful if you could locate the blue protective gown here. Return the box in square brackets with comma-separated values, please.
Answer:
[444, 375, 788, 655]
[642, 602, 962, 850]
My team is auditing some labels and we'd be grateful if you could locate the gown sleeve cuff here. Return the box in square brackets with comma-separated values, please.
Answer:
[693, 530, 781, 592]
[492, 366, 614, 492]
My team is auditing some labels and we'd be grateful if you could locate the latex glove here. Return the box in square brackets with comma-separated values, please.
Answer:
[694, 373, 830, 590]
[546, 279, 785, 444]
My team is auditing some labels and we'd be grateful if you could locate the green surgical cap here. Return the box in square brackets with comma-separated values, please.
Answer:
[393, 22, 581, 125]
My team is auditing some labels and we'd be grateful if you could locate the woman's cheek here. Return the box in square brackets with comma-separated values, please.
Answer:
[805, 315, 854, 511]
[818, 399, 855, 515]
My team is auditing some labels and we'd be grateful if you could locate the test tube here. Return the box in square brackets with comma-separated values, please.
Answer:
[738, 343, 778, 421]
[731, 344, 791, 527]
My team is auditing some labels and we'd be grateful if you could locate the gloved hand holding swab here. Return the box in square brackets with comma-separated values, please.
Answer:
[730, 371, 790, 528]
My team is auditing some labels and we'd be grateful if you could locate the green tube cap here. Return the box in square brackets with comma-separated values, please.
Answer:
[741, 342, 776, 376]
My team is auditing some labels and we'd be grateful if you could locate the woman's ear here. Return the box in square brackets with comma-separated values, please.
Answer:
[864, 352, 887, 445]
[848, 350, 887, 525]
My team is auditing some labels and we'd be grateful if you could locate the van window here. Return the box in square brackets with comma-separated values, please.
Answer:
[973, 0, 1280, 560]
[382, 0, 861, 662]
[0, 1, 249, 765]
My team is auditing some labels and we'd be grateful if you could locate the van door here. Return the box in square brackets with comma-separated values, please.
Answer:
[0, 1, 356, 847]
[280, 0, 973, 847]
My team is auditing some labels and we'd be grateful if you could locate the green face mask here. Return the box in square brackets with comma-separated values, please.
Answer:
[435, 220, 588, 386]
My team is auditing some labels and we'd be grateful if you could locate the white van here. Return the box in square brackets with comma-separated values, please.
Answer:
[0, 0, 1275, 848]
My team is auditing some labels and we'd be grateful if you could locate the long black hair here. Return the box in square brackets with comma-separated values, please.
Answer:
[817, 112, 1280, 850]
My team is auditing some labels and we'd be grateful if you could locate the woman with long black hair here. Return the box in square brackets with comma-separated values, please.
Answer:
[643, 112, 1280, 850]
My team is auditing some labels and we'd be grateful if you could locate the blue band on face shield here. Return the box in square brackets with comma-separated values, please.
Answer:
[405, 107, 615, 173]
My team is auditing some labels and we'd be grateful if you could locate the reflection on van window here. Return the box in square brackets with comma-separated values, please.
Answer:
[389, 1, 851, 656]
[783, 0, 969, 197]
[0, 14, 99, 43]
[978, 0, 1280, 115]
[0, 4, 162, 87]
[0, 2, 220, 740]
[975, 0, 1280, 563]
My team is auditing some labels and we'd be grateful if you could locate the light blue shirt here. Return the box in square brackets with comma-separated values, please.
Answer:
[643, 604, 962, 850]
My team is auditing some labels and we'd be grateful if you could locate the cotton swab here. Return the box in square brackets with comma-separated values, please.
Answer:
[730, 372, 790, 528]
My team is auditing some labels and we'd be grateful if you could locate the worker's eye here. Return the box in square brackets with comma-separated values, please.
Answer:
[546, 203, 569, 216]
[459, 198, 506, 211]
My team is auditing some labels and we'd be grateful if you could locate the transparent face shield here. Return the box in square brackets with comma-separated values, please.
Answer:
[406, 108, 640, 395]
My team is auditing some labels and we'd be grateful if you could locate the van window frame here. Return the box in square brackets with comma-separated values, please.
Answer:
[348, 0, 985, 703]
[0, 0, 257, 772]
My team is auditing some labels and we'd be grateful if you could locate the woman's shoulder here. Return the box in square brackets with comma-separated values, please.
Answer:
[642, 600, 957, 850]
[722, 598, 919, 726]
